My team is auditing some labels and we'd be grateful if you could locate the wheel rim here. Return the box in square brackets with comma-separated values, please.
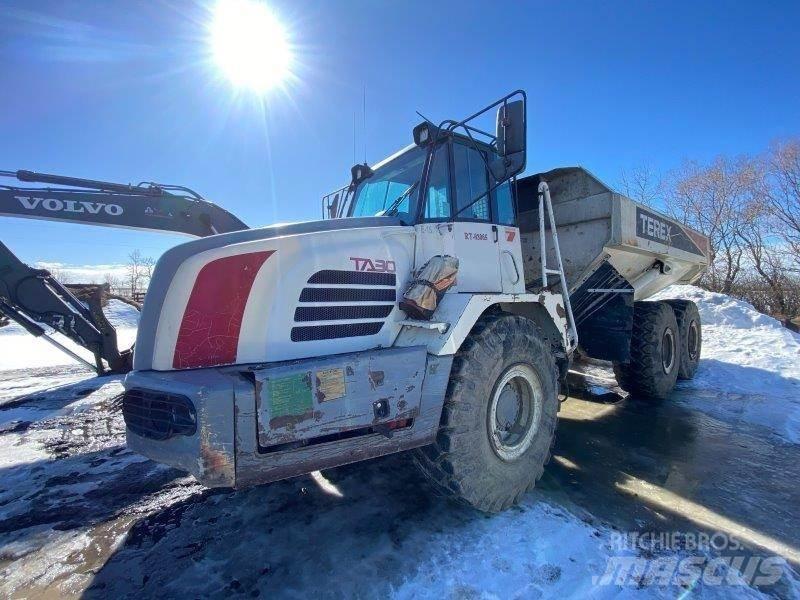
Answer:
[661, 328, 676, 374]
[488, 364, 543, 461]
[687, 320, 699, 361]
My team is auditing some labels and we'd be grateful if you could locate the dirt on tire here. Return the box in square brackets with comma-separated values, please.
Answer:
[613, 301, 680, 400]
[413, 313, 559, 513]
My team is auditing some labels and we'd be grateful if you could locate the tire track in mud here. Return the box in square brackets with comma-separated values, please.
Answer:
[0, 371, 211, 598]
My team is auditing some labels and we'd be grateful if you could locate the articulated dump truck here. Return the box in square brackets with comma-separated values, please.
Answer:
[123, 91, 708, 512]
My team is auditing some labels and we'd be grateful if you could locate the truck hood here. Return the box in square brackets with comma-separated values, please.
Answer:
[133, 216, 412, 371]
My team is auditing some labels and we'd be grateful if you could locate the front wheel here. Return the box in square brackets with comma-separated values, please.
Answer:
[413, 313, 559, 513]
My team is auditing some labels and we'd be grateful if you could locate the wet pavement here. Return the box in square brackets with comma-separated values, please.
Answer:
[549, 370, 800, 568]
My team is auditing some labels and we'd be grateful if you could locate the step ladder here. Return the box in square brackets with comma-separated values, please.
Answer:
[537, 182, 579, 351]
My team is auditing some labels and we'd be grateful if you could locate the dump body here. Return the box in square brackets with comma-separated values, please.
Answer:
[515, 167, 709, 362]
[517, 167, 709, 298]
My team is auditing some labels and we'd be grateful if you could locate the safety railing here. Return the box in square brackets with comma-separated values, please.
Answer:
[538, 181, 579, 350]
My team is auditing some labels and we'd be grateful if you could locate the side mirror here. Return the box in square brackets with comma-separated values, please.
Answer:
[491, 100, 526, 181]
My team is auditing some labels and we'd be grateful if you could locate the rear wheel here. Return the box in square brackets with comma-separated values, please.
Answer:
[413, 313, 559, 513]
[664, 299, 701, 380]
[613, 301, 680, 400]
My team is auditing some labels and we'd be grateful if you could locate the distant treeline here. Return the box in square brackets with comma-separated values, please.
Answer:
[621, 138, 800, 322]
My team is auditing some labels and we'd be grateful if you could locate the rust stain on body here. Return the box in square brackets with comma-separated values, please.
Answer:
[368, 370, 385, 389]
[269, 409, 320, 430]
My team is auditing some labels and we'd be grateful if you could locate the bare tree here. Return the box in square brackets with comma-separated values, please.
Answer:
[765, 139, 800, 272]
[127, 250, 155, 298]
[103, 272, 121, 295]
[666, 156, 762, 294]
[48, 266, 71, 285]
[620, 164, 662, 207]
[737, 212, 799, 317]
[142, 256, 156, 282]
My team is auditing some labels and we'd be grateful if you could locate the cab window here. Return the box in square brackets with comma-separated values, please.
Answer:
[453, 143, 489, 221]
[349, 147, 426, 224]
[423, 145, 451, 219]
[493, 180, 516, 226]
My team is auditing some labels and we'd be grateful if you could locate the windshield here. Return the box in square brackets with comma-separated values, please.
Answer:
[349, 146, 426, 224]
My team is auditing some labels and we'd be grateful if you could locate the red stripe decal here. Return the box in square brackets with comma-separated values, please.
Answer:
[173, 251, 273, 369]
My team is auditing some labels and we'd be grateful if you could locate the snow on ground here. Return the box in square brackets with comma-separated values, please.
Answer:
[0, 299, 139, 372]
[650, 285, 800, 443]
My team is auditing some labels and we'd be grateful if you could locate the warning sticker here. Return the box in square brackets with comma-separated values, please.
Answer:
[316, 368, 345, 401]
[268, 372, 313, 418]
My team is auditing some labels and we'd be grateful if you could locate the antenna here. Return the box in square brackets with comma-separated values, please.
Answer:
[363, 85, 367, 164]
[353, 111, 356, 165]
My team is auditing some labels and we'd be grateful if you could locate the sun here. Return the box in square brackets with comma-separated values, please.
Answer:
[210, 0, 292, 93]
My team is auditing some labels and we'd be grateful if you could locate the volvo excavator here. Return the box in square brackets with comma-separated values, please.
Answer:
[0, 169, 249, 373]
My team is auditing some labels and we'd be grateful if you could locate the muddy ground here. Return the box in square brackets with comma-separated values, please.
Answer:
[0, 366, 798, 598]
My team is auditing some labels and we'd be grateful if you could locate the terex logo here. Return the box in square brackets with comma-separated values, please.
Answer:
[350, 257, 396, 272]
[15, 196, 124, 217]
[638, 212, 672, 243]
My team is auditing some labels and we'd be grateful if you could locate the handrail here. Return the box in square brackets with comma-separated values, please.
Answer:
[538, 181, 579, 350]
[321, 184, 350, 219]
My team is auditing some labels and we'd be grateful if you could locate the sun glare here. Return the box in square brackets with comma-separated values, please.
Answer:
[210, 0, 291, 93]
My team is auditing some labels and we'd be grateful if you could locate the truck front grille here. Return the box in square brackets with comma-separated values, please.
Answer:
[294, 305, 393, 321]
[298, 287, 395, 303]
[290, 322, 384, 342]
[122, 388, 197, 441]
[292, 269, 395, 342]
[308, 270, 395, 286]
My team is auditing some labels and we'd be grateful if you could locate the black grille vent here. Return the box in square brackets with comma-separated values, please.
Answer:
[299, 287, 395, 303]
[295, 305, 393, 322]
[122, 389, 197, 441]
[308, 270, 396, 286]
[291, 322, 384, 342]
[293, 269, 396, 342]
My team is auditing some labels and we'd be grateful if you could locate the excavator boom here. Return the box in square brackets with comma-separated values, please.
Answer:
[0, 169, 250, 373]
[1, 169, 248, 237]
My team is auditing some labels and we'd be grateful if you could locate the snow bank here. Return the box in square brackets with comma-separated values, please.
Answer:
[650, 285, 800, 443]
[0, 299, 139, 371]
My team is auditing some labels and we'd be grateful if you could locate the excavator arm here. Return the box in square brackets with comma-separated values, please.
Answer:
[0, 169, 250, 373]
[1, 169, 248, 236]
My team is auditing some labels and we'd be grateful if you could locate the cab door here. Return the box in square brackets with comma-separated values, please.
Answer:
[451, 142, 501, 292]
[494, 180, 525, 293]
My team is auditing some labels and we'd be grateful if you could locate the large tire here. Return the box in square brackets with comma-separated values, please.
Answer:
[613, 301, 680, 400]
[664, 299, 701, 380]
[413, 313, 559, 513]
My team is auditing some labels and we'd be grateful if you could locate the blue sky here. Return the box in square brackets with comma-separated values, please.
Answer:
[1, 0, 799, 269]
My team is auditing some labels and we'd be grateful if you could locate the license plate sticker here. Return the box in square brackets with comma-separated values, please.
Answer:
[315, 368, 345, 402]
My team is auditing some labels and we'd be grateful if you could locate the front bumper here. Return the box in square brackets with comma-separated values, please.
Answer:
[123, 347, 452, 489]
[124, 367, 238, 487]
